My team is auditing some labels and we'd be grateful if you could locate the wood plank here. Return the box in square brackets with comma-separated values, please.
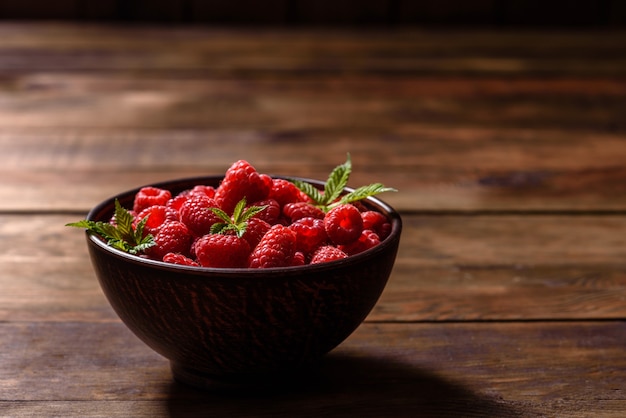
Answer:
[3, 214, 626, 322]
[5, 400, 626, 418]
[0, 74, 624, 131]
[0, 321, 624, 416]
[2, 123, 626, 212]
[0, 23, 625, 75]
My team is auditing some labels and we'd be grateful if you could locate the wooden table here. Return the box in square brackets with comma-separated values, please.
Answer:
[2, 22, 626, 417]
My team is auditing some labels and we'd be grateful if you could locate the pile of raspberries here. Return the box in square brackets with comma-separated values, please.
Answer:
[128, 160, 391, 268]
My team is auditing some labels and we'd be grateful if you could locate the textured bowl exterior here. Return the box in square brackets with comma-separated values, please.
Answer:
[86, 176, 401, 382]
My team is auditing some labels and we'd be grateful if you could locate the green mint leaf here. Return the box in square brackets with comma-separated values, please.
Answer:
[133, 216, 150, 247]
[96, 222, 120, 239]
[234, 224, 247, 238]
[66, 220, 96, 229]
[113, 199, 135, 242]
[288, 154, 397, 212]
[210, 207, 232, 224]
[209, 198, 266, 238]
[210, 222, 229, 235]
[323, 153, 351, 205]
[106, 239, 128, 252]
[130, 239, 156, 255]
[240, 204, 267, 222]
[231, 197, 247, 221]
[66, 199, 155, 255]
[334, 183, 398, 207]
[290, 179, 324, 205]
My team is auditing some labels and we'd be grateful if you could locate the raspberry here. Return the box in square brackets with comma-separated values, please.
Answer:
[188, 184, 216, 198]
[133, 186, 172, 213]
[147, 221, 193, 261]
[166, 194, 189, 212]
[163, 252, 199, 266]
[242, 217, 271, 249]
[251, 198, 281, 225]
[291, 251, 306, 266]
[248, 224, 297, 268]
[215, 160, 271, 214]
[269, 178, 308, 206]
[289, 217, 328, 254]
[283, 202, 325, 222]
[339, 229, 381, 256]
[310, 245, 348, 264]
[135, 205, 179, 236]
[362, 210, 391, 240]
[324, 204, 363, 245]
[195, 233, 251, 268]
[179, 195, 221, 237]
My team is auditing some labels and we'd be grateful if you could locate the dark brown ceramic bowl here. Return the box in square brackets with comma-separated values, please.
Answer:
[85, 176, 401, 389]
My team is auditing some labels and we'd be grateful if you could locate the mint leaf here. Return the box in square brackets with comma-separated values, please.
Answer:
[209, 198, 267, 238]
[113, 199, 135, 242]
[66, 199, 155, 255]
[290, 179, 324, 204]
[323, 153, 351, 205]
[289, 154, 396, 212]
[333, 183, 397, 208]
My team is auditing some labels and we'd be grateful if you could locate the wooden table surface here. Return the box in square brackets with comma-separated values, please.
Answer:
[2, 22, 626, 417]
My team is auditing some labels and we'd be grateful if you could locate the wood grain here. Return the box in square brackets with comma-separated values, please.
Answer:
[3, 214, 626, 323]
[0, 24, 625, 75]
[3, 129, 626, 212]
[0, 321, 624, 416]
[1, 23, 625, 417]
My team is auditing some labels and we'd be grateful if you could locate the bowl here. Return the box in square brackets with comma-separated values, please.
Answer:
[85, 175, 402, 389]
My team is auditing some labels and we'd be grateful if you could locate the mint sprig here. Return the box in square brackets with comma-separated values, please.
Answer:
[290, 154, 396, 212]
[66, 199, 155, 254]
[209, 198, 267, 238]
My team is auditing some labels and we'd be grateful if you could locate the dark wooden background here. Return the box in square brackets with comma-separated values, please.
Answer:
[0, 0, 624, 27]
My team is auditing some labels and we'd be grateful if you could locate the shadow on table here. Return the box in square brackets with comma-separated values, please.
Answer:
[165, 353, 528, 417]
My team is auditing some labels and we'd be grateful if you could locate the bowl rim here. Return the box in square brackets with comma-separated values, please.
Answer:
[86, 175, 402, 277]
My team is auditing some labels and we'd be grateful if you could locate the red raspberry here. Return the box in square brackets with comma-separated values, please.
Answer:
[166, 194, 189, 212]
[362, 210, 391, 240]
[147, 221, 193, 261]
[215, 160, 271, 214]
[251, 198, 281, 225]
[283, 202, 325, 222]
[269, 178, 308, 206]
[310, 246, 348, 264]
[339, 229, 381, 256]
[289, 217, 328, 254]
[248, 224, 297, 268]
[195, 233, 251, 268]
[291, 251, 306, 266]
[135, 205, 179, 236]
[163, 252, 199, 267]
[242, 217, 271, 249]
[189, 236, 201, 259]
[179, 195, 221, 237]
[188, 184, 216, 198]
[324, 204, 363, 245]
[133, 187, 172, 213]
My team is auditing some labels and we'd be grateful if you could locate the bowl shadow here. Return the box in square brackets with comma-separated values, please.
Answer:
[165, 351, 528, 417]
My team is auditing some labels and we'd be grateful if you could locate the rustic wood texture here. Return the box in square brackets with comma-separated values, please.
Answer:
[1, 22, 626, 417]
